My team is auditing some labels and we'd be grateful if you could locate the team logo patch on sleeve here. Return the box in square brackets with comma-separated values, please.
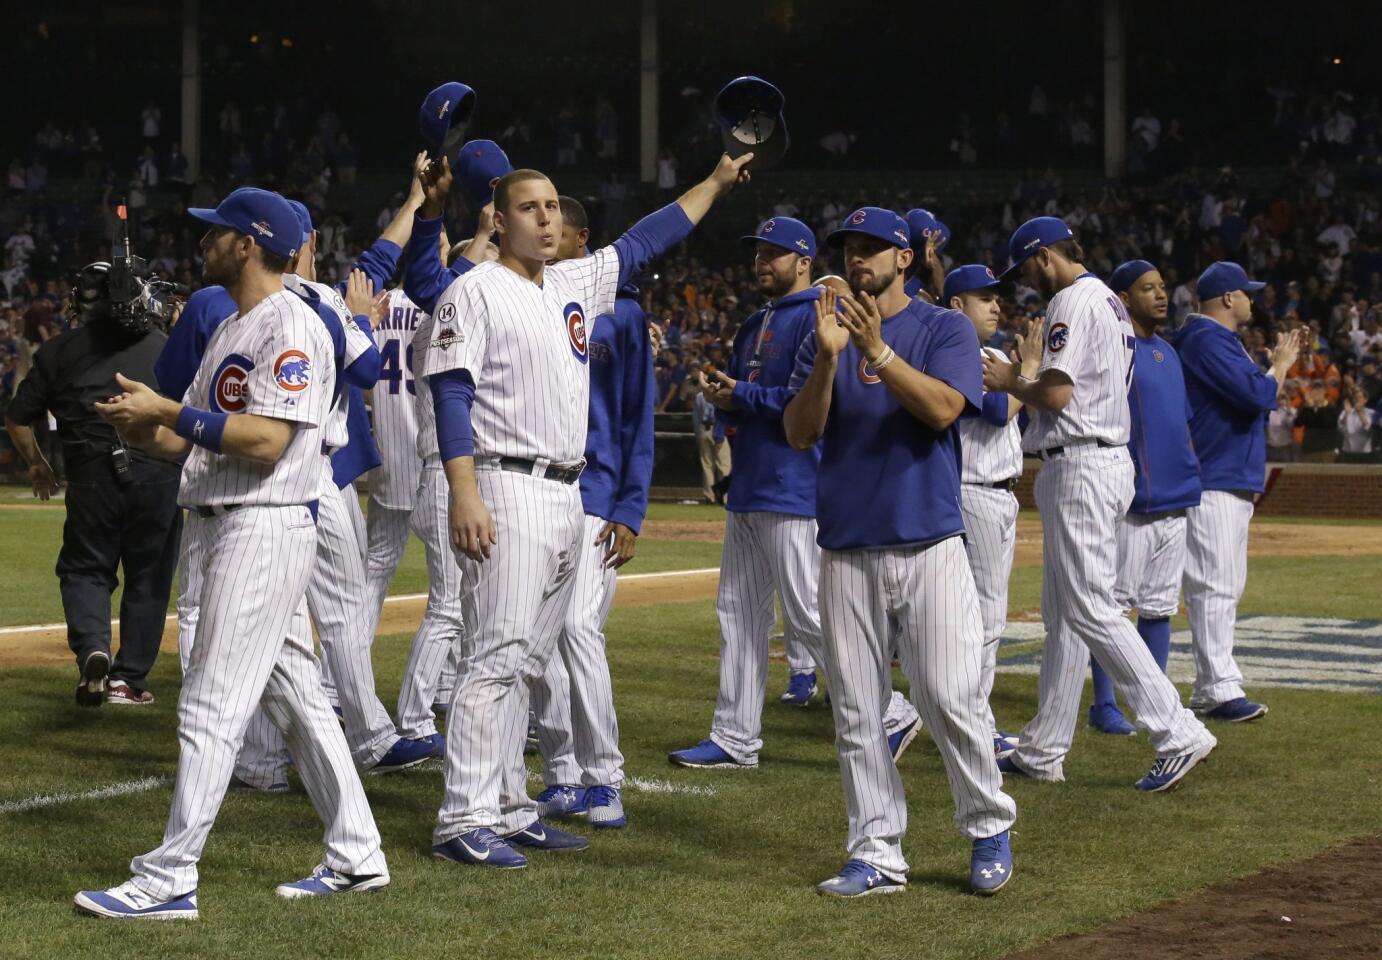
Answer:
[432, 327, 464, 349]
[1047, 321, 1070, 353]
[564, 302, 588, 363]
[274, 350, 312, 391]
[210, 353, 255, 413]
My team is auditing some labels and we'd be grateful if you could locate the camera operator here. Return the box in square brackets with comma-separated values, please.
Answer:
[3, 262, 183, 708]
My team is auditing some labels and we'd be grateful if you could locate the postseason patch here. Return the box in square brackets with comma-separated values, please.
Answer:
[274, 350, 312, 391]
[1047, 321, 1070, 353]
[565, 302, 588, 363]
[432, 326, 464, 349]
[210, 353, 254, 413]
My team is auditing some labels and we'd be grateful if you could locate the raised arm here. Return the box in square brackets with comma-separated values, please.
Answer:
[784, 286, 850, 449]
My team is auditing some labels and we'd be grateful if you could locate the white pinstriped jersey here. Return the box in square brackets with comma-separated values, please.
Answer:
[419, 248, 620, 463]
[282, 273, 373, 451]
[411, 308, 439, 462]
[179, 288, 334, 507]
[1022, 274, 1135, 452]
[958, 346, 1024, 484]
[369, 289, 424, 508]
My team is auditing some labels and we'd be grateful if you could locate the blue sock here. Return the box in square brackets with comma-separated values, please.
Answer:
[1138, 616, 1172, 673]
[1090, 655, 1116, 708]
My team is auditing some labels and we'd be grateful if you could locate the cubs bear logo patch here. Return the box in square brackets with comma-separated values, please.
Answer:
[1152, 349, 1165, 363]
[565, 302, 588, 363]
[857, 357, 881, 385]
[211, 354, 254, 413]
[274, 350, 312, 391]
[1047, 321, 1070, 353]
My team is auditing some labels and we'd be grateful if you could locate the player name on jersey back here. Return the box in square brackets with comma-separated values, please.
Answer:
[371, 289, 424, 508]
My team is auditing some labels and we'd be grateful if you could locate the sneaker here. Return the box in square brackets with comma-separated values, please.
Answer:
[74, 881, 198, 920]
[1134, 741, 1215, 793]
[888, 717, 922, 763]
[535, 784, 587, 818]
[229, 774, 289, 794]
[368, 736, 439, 775]
[668, 739, 756, 770]
[1202, 697, 1268, 722]
[75, 650, 110, 707]
[993, 732, 1020, 760]
[779, 671, 818, 707]
[1088, 703, 1137, 736]
[502, 820, 589, 852]
[432, 828, 528, 869]
[815, 859, 905, 898]
[275, 864, 389, 899]
[106, 682, 154, 706]
[584, 785, 626, 829]
[970, 830, 1014, 895]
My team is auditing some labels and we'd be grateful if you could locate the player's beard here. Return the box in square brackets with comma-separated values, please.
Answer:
[1034, 269, 1059, 301]
[850, 264, 896, 299]
[758, 267, 795, 299]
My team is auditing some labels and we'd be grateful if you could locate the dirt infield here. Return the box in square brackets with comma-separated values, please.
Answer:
[1009, 834, 1382, 959]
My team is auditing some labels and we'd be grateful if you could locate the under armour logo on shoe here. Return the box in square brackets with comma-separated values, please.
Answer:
[981, 863, 1007, 879]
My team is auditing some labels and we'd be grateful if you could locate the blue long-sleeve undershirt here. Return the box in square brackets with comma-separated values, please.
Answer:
[431, 368, 476, 461]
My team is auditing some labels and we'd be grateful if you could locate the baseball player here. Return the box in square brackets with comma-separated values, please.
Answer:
[529, 195, 655, 829]
[903, 208, 949, 302]
[669, 221, 922, 773]
[1172, 261, 1304, 722]
[982, 217, 1215, 792]
[782, 207, 1016, 898]
[77, 188, 387, 918]
[944, 264, 1031, 758]
[423, 154, 752, 870]
[1085, 260, 1202, 735]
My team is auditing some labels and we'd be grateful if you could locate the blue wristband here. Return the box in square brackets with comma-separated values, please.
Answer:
[174, 405, 229, 454]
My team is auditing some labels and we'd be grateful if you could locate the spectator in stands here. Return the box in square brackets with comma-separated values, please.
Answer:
[692, 368, 730, 504]
[1337, 386, 1376, 461]
[1295, 380, 1341, 460]
[1267, 380, 1301, 461]
[140, 100, 161, 142]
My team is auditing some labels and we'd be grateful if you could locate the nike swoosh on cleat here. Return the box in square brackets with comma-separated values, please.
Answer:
[459, 839, 491, 861]
[523, 828, 547, 842]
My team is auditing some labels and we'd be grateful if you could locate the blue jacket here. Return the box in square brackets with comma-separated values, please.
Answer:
[1127, 334, 1201, 513]
[721, 287, 821, 517]
[580, 289, 655, 533]
[1171, 314, 1277, 494]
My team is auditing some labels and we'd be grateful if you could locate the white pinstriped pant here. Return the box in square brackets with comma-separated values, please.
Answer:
[1013, 446, 1213, 780]
[1114, 511, 1187, 619]
[365, 464, 463, 739]
[132, 507, 386, 898]
[819, 537, 1016, 878]
[785, 623, 817, 675]
[960, 484, 1019, 735]
[531, 513, 624, 787]
[434, 469, 583, 842]
[709, 511, 919, 765]
[237, 475, 399, 783]
[1182, 491, 1254, 708]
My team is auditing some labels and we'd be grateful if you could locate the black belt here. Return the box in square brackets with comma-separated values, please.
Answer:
[498, 457, 584, 485]
[192, 501, 320, 522]
[967, 478, 1019, 491]
[1039, 439, 1118, 460]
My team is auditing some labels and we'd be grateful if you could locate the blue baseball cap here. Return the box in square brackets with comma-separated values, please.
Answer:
[741, 217, 816, 258]
[942, 264, 1001, 304]
[285, 199, 313, 246]
[419, 81, 477, 156]
[1108, 259, 1157, 294]
[1196, 261, 1266, 300]
[827, 207, 911, 250]
[1000, 216, 1075, 279]
[715, 76, 789, 171]
[454, 139, 513, 209]
[905, 208, 950, 252]
[189, 187, 301, 260]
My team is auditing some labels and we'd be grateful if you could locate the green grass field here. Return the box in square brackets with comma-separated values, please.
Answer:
[1, 494, 1380, 959]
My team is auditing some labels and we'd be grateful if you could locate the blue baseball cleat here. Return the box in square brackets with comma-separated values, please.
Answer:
[1202, 697, 1268, 722]
[816, 859, 906, 898]
[993, 732, 1020, 760]
[779, 671, 818, 706]
[275, 864, 389, 899]
[1135, 741, 1215, 793]
[1089, 703, 1137, 736]
[668, 739, 756, 769]
[535, 784, 587, 819]
[996, 755, 1029, 778]
[369, 736, 439, 775]
[503, 820, 590, 852]
[889, 717, 922, 763]
[970, 830, 1014, 894]
[433, 829, 528, 869]
[423, 732, 445, 754]
[73, 882, 198, 920]
[229, 774, 289, 794]
[584, 784, 627, 829]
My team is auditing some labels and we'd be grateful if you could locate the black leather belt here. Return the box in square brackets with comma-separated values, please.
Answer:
[1039, 439, 1118, 460]
[981, 478, 1019, 491]
[498, 457, 584, 485]
[192, 501, 320, 522]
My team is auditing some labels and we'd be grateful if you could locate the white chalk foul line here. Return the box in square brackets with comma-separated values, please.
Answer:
[0, 567, 722, 637]
[524, 770, 717, 798]
[0, 775, 170, 815]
